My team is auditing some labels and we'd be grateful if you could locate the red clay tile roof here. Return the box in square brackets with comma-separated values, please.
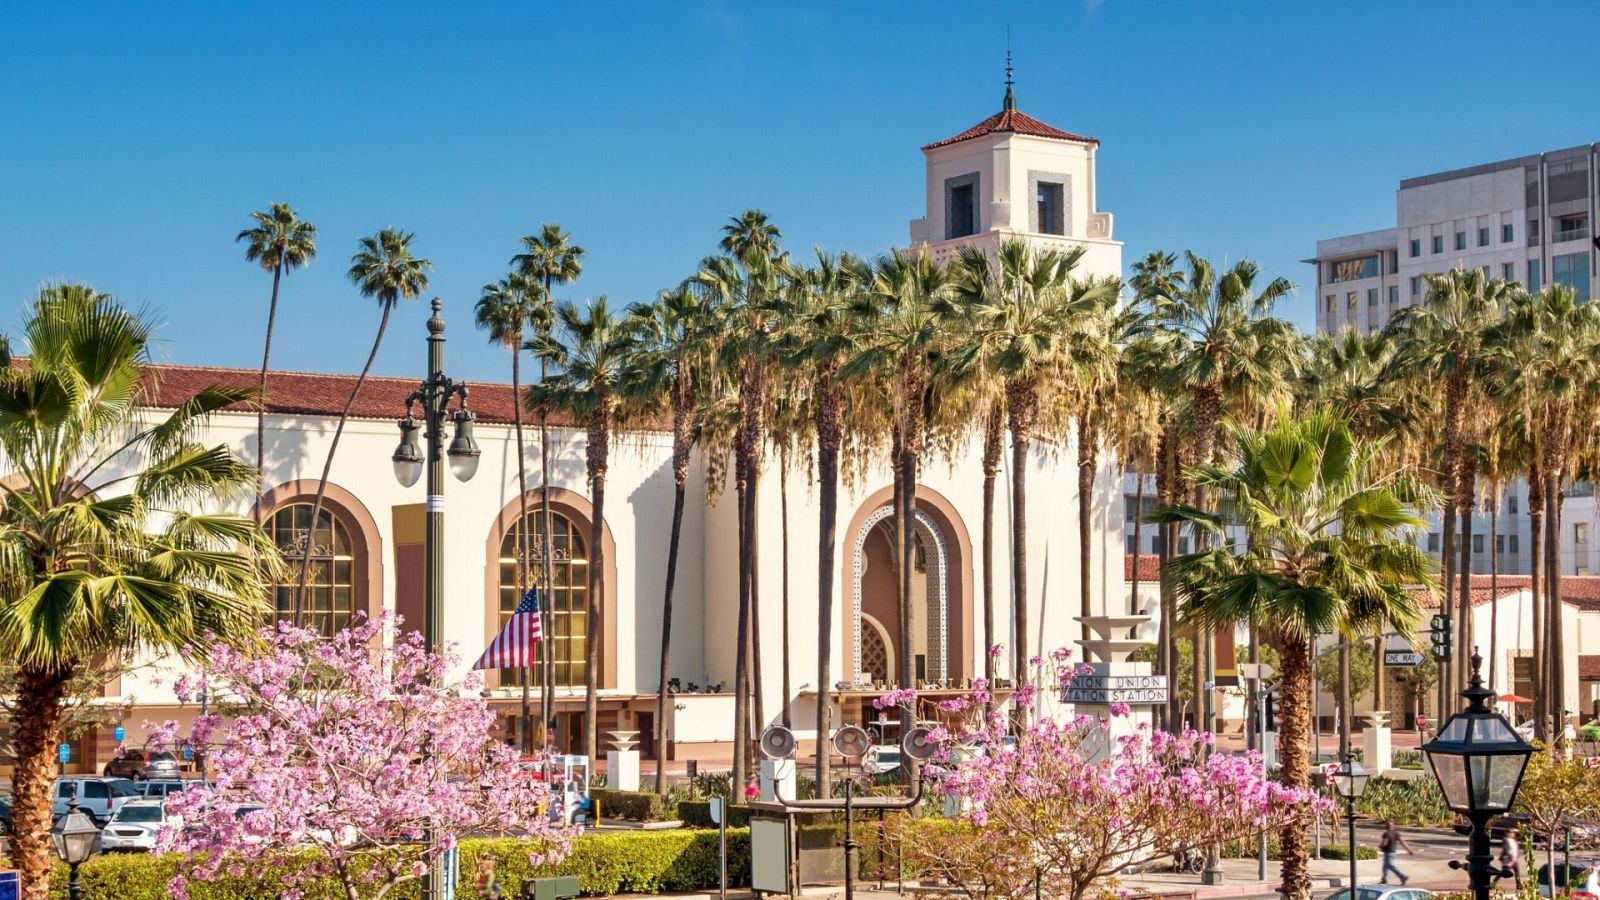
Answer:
[922, 107, 1099, 151]
[1124, 554, 1161, 582]
[136, 362, 575, 428]
[1581, 656, 1600, 680]
[1413, 574, 1600, 611]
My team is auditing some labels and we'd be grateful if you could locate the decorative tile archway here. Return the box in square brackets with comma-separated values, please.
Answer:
[850, 506, 950, 684]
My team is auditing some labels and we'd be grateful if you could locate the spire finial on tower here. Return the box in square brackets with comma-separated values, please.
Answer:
[1003, 33, 1016, 111]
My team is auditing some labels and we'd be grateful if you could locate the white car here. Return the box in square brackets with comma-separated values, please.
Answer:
[1516, 721, 1578, 742]
[1323, 887, 1433, 900]
[99, 799, 169, 852]
[861, 745, 901, 776]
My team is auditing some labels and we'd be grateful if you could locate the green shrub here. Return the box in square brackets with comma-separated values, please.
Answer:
[1320, 843, 1379, 860]
[1355, 776, 1453, 826]
[591, 788, 668, 821]
[689, 769, 733, 799]
[678, 799, 751, 829]
[1392, 749, 1424, 769]
[43, 829, 751, 898]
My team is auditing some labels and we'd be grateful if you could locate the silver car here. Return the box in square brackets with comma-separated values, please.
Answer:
[53, 777, 139, 824]
[1323, 887, 1434, 900]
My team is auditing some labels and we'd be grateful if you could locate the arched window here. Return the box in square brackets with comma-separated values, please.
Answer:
[499, 511, 588, 687]
[267, 502, 355, 635]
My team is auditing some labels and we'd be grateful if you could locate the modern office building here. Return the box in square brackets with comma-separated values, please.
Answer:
[1309, 143, 1598, 337]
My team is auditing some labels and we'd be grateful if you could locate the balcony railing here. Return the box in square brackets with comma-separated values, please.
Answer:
[1554, 226, 1590, 244]
[1528, 234, 1541, 247]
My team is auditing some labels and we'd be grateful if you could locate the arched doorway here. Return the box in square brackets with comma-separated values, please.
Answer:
[850, 506, 951, 685]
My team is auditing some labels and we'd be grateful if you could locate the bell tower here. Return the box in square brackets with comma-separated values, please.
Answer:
[908, 60, 1120, 279]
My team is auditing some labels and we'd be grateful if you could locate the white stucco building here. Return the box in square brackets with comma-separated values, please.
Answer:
[49, 87, 1133, 775]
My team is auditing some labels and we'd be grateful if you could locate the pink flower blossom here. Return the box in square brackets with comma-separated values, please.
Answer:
[745, 781, 759, 799]
[1109, 702, 1131, 717]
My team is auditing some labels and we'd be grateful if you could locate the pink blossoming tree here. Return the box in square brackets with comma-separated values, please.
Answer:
[151, 616, 577, 900]
[883, 651, 1323, 900]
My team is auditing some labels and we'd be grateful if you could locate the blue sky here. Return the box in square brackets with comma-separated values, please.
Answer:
[3, 1, 1598, 384]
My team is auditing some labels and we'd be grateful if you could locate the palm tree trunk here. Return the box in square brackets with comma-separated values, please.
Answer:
[655, 398, 690, 794]
[780, 450, 791, 728]
[981, 407, 1002, 711]
[898, 440, 918, 755]
[255, 260, 283, 521]
[13, 666, 68, 900]
[512, 343, 532, 754]
[752, 491, 765, 735]
[1130, 457, 1145, 615]
[1009, 412, 1030, 724]
[583, 411, 609, 765]
[1457, 452, 1476, 695]
[1338, 644, 1352, 757]
[1077, 414, 1097, 618]
[1277, 632, 1314, 900]
[1158, 424, 1179, 731]
[732, 439, 753, 798]
[297, 303, 392, 623]
[1441, 374, 1465, 694]
[1545, 420, 1566, 744]
[1530, 462, 1546, 741]
[816, 399, 842, 795]
[540, 360, 554, 745]
[1488, 492, 1499, 693]
[1190, 383, 1222, 731]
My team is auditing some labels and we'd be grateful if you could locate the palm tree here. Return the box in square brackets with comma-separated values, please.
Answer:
[628, 286, 714, 792]
[693, 229, 785, 795]
[0, 286, 277, 899]
[513, 224, 585, 736]
[526, 297, 638, 763]
[1147, 253, 1298, 731]
[774, 250, 870, 793]
[297, 229, 430, 619]
[236, 202, 317, 512]
[475, 271, 543, 751]
[844, 248, 952, 748]
[1500, 285, 1600, 742]
[1162, 412, 1433, 900]
[948, 239, 1113, 704]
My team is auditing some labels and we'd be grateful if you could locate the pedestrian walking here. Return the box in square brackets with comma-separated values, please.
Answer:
[1379, 820, 1414, 885]
[1502, 827, 1523, 889]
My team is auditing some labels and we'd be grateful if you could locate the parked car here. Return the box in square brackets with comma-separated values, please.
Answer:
[137, 779, 191, 799]
[1323, 887, 1433, 900]
[104, 749, 180, 781]
[861, 744, 901, 776]
[100, 799, 169, 852]
[53, 777, 140, 824]
[1538, 858, 1600, 898]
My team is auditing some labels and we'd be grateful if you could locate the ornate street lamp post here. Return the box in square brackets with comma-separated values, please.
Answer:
[1421, 650, 1533, 900]
[391, 298, 480, 900]
[1330, 754, 1370, 895]
[52, 790, 101, 900]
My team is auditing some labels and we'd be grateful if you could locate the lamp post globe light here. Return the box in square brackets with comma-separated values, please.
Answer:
[52, 792, 101, 900]
[391, 298, 480, 900]
[1330, 754, 1370, 895]
[1421, 649, 1534, 900]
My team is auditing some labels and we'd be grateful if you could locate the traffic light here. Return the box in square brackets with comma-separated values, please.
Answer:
[1429, 613, 1452, 663]
[1265, 694, 1278, 732]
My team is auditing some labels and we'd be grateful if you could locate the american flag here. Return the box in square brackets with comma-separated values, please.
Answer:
[472, 587, 543, 670]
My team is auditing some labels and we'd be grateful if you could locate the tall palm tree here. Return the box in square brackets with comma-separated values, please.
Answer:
[0, 286, 277, 899]
[1501, 284, 1600, 742]
[512, 223, 584, 737]
[1162, 412, 1432, 900]
[475, 271, 543, 751]
[693, 225, 785, 795]
[1387, 268, 1507, 701]
[526, 296, 638, 763]
[1147, 253, 1298, 731]
[236, 202, 317, 513]
[297, 229, 430, 617]
[845, 247, 951, 745]
[775, 250, 870, 793]
[627, 286, 714, 792]
[1071, 294, 1133, 619]
[948, 239, 1114, 705]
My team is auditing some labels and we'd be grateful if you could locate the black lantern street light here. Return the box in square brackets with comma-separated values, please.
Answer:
[1421, 649, 1534, 900]
[52, 790, 101, 900]
[1330, 754, 1370, 895]
[392, 298, 480, 900]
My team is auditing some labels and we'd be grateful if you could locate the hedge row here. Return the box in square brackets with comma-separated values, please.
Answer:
[590, 788, 668, 822]
[677, 799, 751, 829]
[43, 829, 752, 899]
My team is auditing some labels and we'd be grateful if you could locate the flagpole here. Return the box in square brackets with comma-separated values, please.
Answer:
[521, 583, 533, 755]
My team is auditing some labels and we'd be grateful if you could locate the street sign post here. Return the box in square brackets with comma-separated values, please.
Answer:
[1384, 651, 1425, 667]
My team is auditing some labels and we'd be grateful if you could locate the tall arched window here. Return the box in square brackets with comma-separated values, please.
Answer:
[267, 502, 355, 635]
[499, 511, 588, 686]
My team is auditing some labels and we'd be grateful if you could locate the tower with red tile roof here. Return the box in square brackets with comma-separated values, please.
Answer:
[908, 56, 1121, 280]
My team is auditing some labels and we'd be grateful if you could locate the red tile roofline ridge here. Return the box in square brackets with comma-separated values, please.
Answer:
[922, 106, 1099, 152]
